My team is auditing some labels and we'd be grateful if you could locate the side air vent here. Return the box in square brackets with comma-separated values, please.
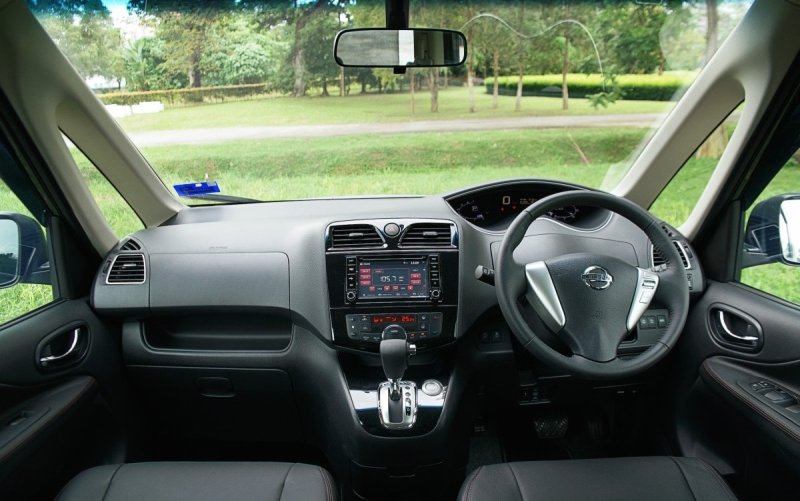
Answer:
[106, 253, 146, 284]
[400, 223, 454, 248]
[652, 241, 691, 270]
[120, 239, 141, 251]
[329, 224, 385, 249]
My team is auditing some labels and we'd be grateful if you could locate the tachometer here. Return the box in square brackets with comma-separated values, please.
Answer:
[456, 200, 487, 223]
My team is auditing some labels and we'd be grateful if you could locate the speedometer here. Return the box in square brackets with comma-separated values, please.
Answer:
[456, 200, 487, 223]
[546, 205, 579, 222]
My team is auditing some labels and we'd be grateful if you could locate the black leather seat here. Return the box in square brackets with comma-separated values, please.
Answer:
[458, 457, 736, 501]
[56, 461, 337, 501]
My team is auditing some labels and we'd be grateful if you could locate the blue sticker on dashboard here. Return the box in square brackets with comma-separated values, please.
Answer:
[173, 181, 221, 197]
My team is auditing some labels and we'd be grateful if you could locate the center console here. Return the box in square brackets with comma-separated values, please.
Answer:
[325, 219, 459, 436]
[326, 219, 460, 353]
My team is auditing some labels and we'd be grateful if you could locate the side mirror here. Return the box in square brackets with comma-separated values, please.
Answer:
[0, 217, 20, 289]
[779, 198, 800, 264]
[0, 213, 49, 288]
[742, 194, 800, 268]
[334, 28, 467, 68]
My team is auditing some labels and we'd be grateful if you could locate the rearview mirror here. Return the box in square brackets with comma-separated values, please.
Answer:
[334, 28, 467, 68]
[0, 217, 20, 289]
[742, 194, 800, 268]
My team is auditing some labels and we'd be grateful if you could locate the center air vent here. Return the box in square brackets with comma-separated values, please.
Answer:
[400, 223, 454, 248]
[329, 224, 385, 249]
[106, 253, 146, 284]
[652, 241, 691, 270]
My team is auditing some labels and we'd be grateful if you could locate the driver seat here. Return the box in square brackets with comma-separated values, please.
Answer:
[458, 456, 736, 501]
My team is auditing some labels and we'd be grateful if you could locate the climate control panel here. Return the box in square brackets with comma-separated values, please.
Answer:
[345, 312, 444, 344]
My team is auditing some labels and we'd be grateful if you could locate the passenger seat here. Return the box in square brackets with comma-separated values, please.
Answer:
[56, 461, 337, 501]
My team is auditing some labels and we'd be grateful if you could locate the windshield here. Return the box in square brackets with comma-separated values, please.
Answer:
[32, 0, 751, 204]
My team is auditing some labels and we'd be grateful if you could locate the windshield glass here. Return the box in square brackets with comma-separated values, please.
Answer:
[32, 0, 751, 204]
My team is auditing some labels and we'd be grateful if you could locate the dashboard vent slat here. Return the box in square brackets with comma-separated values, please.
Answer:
[400, 223, 454, 248]
[120, 239, 141, 251]
[330, 224, 385, 249]
[652, 241, 691, 270]
[107, 254, 146, 284]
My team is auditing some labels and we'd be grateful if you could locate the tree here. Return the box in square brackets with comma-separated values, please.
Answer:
[127, 2, 239, 89]
[301, 9, 340, 96]
[591, 3, 667, 74]
[123, 36, 187, 90]
[37, 5, 125, 83]
[696, 0, 727, 158]
[200, 14, 290, 87]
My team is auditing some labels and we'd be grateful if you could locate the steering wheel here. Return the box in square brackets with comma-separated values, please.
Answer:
[495, 190, 689, 380]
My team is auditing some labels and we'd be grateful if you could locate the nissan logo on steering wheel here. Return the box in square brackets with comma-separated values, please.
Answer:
[581, 266, 613, 290]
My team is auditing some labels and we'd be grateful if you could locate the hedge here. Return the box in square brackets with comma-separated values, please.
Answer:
[486, 73, 694, 101]
[98, 82, 273, 106]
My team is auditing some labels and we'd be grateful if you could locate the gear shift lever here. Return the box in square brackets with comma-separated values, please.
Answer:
[380, 338, 408, 400]
[378, 325, 417, 429]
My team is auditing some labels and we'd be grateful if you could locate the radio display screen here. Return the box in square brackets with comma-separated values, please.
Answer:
[357, 258, 429, 299]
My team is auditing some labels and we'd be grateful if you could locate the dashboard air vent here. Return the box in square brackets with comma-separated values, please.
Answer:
[652, 241, 691, 270]
[107, 254, 146, 284]
[400, 223, 454, 248]
[120, 239, 141, 251]
[330, 224, 384, 249]
[652, 246, 667, 268]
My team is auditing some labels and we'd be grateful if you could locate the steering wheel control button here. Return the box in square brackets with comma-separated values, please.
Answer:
[581, 266, 613, 290]
[626, 268, 661, 331]
[422, 379, 443, 396]
[383, 223, 401, 237]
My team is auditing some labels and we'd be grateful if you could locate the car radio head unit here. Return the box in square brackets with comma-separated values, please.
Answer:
[345, 255, 441, 303]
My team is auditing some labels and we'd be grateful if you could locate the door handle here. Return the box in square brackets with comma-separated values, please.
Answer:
[717, 311, 759, 343]
[709, 305, 763, 352]
[39, 328, 82, 367]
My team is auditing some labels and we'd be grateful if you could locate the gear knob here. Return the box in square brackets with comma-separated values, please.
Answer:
[380, 338, 408, 382]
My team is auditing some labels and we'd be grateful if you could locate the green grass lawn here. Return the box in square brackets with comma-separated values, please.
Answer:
[2, 122, 798, 325]
[116, 87, 673, 132]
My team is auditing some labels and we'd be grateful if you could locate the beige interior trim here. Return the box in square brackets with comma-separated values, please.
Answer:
[0, 0, 183, 254]
[614, 0, 800, 240]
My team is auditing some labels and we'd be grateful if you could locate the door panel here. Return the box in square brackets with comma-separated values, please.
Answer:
[673, 280, 800, 500]
[0, 299, 129, 501]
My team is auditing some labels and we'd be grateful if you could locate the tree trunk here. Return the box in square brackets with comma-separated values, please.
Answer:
[188, 46, 202, 88]
[704, 0, 719, 64]
[466, 19, 476, 113]
[561, 33, 570, 111]
[697, 0, 727, 158]
[429, 68, 439, 112]
[321, 79, 328, 97]
[339, 67, 345, 97]
[443, 69, 449, 88]
[492, 47, 500, 109]
[361, 78, 366, 94]
[410, 70, 416, 116]
[292, 12, 307, 97]
[514, 2, 525, 112]
[292, 46, 306, 97]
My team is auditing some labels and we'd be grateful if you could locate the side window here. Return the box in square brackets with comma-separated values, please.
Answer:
[63, 135, 144, 238]
[739, 149, 800, 304]
[0, 141, 55, 325]
[650, 108, 742, 227]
